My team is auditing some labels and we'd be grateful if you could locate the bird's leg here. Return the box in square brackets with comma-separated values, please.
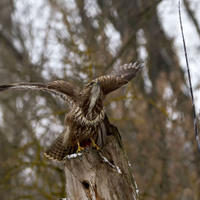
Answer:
[76, 141, 84, 153]
[91, 138, 100, 150]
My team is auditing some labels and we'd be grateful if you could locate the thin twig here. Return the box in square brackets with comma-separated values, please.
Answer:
[178, 1, 200, 154]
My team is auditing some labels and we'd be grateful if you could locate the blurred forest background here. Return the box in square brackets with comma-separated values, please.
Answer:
[0, 0, 200, 199]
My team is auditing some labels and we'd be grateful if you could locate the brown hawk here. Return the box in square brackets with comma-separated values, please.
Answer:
[0, 62, 143, 161]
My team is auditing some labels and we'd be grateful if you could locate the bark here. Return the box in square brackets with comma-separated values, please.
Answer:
[63, 118, 139, 200]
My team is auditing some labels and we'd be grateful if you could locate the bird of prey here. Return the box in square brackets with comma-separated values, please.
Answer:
[0, 62, 143, 161]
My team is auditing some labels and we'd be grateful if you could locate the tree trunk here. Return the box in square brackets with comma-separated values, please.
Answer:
[63, 118, 139, 200]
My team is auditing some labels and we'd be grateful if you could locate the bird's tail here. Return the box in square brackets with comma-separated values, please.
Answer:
[44, 131, 69, 161]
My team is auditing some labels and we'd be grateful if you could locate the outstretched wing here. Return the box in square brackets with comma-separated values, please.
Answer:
[0, 80, 78, 106]
[95, 61, 143, 95]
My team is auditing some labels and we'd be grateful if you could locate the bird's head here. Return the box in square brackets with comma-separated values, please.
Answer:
[81, 80, 102, 111]
[84, 80, 100, 91]
[88, 80, 101, 112]
[88, 80, 101, 99]
[88, 80, 100, 89]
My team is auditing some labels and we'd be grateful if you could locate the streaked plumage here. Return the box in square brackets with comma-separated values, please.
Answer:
[0, 61, 143, 161]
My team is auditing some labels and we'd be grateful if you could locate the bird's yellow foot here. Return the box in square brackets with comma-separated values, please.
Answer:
[91, 139, 100, 150]
[76, 142, 84, 153]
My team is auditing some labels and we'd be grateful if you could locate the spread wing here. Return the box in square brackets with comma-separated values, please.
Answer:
[0, 80, 78, 106]
[95, 61, 143, 95]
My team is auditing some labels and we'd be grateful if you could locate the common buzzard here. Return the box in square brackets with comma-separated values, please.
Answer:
[0, 62, 143, 161]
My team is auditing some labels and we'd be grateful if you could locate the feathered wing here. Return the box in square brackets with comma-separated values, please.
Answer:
[95, 61, 143, 95]
[0, 80, 78, 106]
[44, 127, 70, 161]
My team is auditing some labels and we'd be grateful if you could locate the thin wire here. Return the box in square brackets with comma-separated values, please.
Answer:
[178, 1, 200, 154]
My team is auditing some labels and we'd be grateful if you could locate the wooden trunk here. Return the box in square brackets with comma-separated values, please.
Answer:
[63, 119, 139, 200]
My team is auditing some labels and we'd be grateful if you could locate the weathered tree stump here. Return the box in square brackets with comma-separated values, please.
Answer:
[63, 118, 139, 200]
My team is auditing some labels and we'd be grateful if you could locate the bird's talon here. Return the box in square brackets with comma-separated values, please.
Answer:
[91, 139, 100, 150]
[76, 142, 84, 153]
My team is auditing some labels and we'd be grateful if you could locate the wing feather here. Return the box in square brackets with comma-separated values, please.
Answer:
[0, 80, 78, 106]
[44, 128, 70, 161]
[95, 61, 143, 95]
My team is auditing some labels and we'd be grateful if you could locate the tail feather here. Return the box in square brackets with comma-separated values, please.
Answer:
[97, 122, 107, 147]
[44, 132, 69, 161]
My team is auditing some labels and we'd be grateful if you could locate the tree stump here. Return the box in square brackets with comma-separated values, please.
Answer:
[63, 117, 139, 200]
